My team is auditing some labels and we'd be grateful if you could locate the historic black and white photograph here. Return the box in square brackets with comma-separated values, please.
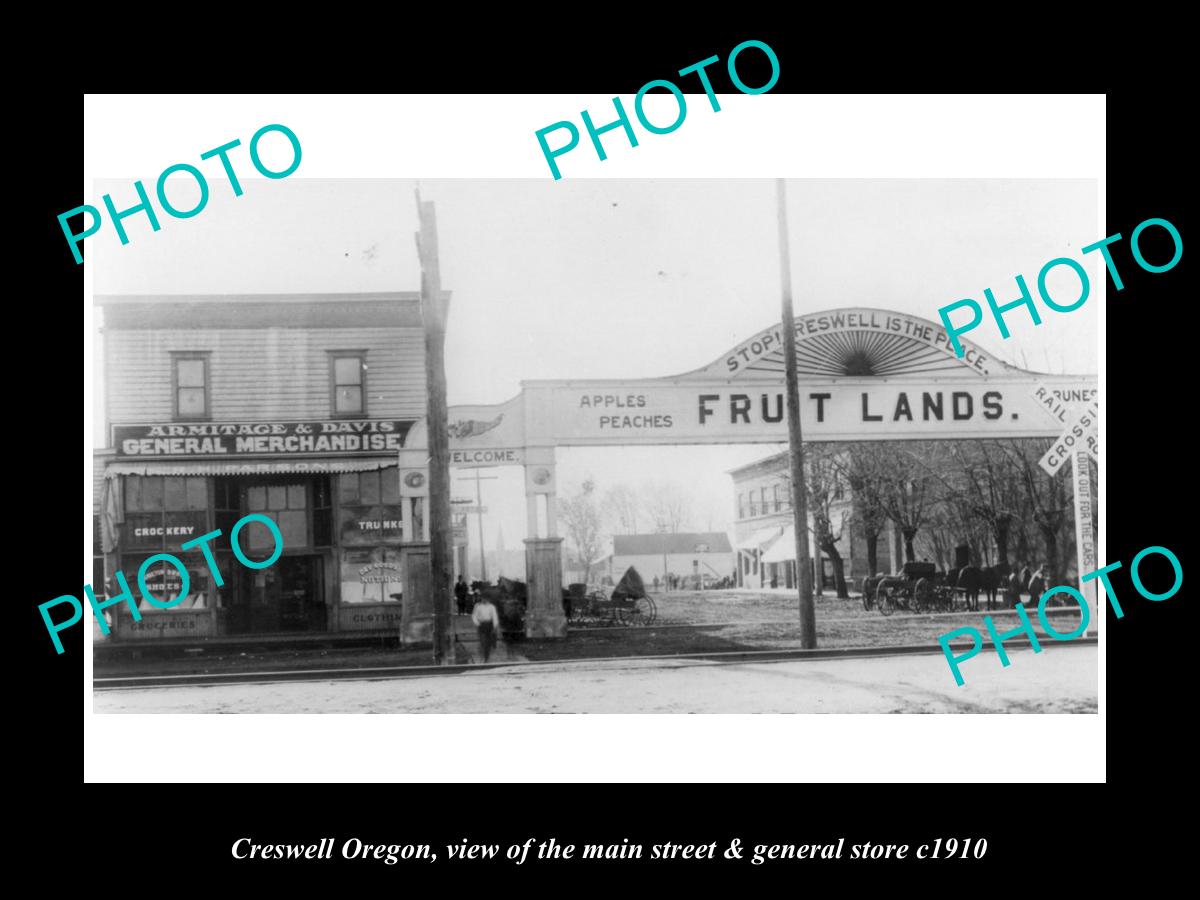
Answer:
[90, 177, 1099, 713]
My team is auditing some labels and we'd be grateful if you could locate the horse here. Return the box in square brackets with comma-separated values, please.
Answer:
[956, 566, 983, 611]
[981, 563, 1012, 611]
[497, 576, 528, 608]
[1028, 571, 1046, 607]
[956, 564, 1011, 611]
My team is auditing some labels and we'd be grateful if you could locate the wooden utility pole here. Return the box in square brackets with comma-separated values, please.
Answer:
[777, 179, 817, 648]
[415, 192, 454, 664]
[456, 470, 498, 581]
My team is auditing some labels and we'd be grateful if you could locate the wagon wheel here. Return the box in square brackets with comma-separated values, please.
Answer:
[914, 578, 935, 613]
[622, 596, 656, 626]
[877, 586, 896, 617]
[862, 582, 876, 611]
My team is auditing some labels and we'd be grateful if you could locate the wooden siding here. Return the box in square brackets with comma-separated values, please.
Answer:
[105, 327, 427, 427]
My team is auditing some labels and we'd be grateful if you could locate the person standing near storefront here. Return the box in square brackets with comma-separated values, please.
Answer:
[454, 575, 470, 615]
[471, 594, 501, 663]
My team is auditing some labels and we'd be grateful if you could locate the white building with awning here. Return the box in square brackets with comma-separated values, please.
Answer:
[728, 451, 878, 591]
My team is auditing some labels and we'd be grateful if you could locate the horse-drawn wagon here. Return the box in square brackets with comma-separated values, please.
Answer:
[563, 566, 657, 626]
[872, 561, 958, 616]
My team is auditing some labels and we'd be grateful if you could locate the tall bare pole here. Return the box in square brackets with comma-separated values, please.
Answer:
[777, 179, 817, 648]
[473, 470, 487, 581]
[457, 470, 498, 581]
[415, 191, 454, 664]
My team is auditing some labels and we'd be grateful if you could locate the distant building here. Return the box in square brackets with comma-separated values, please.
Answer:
[728, 451, 894, 591]
[598, 532, 735, 587]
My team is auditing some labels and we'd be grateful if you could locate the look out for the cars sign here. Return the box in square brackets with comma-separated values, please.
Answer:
[1033, 387, 1099, 633]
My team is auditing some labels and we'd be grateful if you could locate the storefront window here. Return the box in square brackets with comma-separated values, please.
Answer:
[242, 482, 308, 552]
[340, 546, 404, 605]
[120, 475, 215, 614]
[130, 553, 216, 611]
[124, 475, 209, 551]
[338, 468, 404, 602]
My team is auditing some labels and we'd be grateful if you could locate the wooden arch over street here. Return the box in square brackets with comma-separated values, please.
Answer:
[397, 307, 1097, 641]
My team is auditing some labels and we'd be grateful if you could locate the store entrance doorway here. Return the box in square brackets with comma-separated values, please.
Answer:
[232, 554, 325, 634]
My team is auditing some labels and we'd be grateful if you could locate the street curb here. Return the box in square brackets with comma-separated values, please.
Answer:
[93, 636, 1096, 690]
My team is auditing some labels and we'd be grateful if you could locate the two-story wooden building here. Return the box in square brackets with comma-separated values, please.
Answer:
[728, 451, 894, 592]
[93, 292, 431, 642]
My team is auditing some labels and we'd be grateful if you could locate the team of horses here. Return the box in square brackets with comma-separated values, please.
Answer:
[932, 563, 1047, 612]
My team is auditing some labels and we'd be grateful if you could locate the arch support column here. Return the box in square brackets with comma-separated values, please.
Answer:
[524, 453, 565, 638]
[398, 447, 432, 643]
[525, 537, 566, 638]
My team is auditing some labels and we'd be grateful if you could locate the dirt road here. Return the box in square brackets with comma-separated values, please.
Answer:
[94, 644, 1096, 714]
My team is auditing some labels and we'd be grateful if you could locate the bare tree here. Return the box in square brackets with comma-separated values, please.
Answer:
[805, 447, 852, 599]
[644, 481, 693, 533]
[601, 483, 641, 534]
[837, 444, 890, 576]
[558, 477, 604, 581]
[926, 441, 1024, 571]
[779, 447, 851, 599]
[851, 442, 940, 564]
[1002, 440, 1071, 583]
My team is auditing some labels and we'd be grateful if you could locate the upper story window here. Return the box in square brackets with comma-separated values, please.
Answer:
[330, 351, 366, 416]
[172, 352, 210, 420]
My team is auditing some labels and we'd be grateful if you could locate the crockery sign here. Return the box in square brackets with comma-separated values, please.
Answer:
[114, 420, 413, 458]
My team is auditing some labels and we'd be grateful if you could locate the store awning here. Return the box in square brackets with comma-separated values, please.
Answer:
[761, 526, 797, 564]
[736, 527, 784, 552]
[104, 458, 398, 477]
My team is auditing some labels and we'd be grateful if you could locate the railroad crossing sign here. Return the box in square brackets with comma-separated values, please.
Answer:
[1032, 386, 1098, 635]
[1038, 399, 1098, 476]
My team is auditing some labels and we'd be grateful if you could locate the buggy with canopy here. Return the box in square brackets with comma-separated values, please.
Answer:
[563, 566, 658, 626]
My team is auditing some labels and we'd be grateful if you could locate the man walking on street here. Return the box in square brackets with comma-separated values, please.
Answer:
[471, 593, 501, 663]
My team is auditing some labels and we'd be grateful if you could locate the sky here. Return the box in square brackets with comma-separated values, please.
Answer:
[93, 177, 1099, 556]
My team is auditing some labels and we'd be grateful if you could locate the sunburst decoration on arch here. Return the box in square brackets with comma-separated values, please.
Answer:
[740, 329, 972, 378]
